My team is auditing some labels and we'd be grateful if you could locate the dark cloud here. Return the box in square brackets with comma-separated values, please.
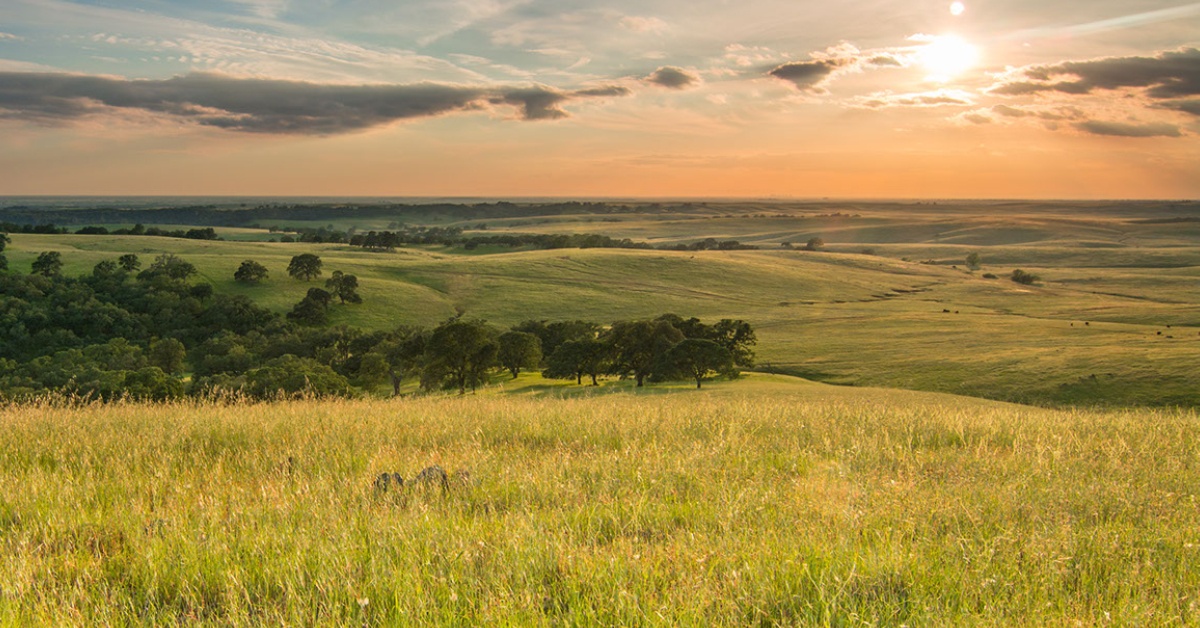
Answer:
[991, 48, 1200, 99]
[1158, 99, 1200, 116]
[0, 72, 629, 134]
[768, 59, 849, 90]
[865, 55, 903, 68]
[1074, 120, 1182, 138]
[645, 66, 699, 90]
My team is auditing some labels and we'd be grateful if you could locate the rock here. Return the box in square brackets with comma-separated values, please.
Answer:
[374, 472, 404, 492]
[412, 465, 449, 490]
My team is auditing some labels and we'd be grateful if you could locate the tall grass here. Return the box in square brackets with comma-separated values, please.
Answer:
[2, 384, 1198, 625]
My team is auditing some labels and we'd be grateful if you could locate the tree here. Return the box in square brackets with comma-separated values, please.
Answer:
[0, 232, 9, 272]
[663, 338, 734, 388]
[544, 339, 609, 385]
[138, 253, 196, 281]
[604, 319, 684, 387]
[708, 319, 757, 369]
[513, 319, 599, 361]
[287, 253, 323, 281]
[31, 251, 63, 277]
[372, 326, 428, 395]
[325, 270, 362, 304]
[497, 331, 542, 379]
[965, 252, 982, 270]
[805, 237, 825, 251]
[287, 288, 333, 325]
[117, 254, 140, 272]
[234, 260, 269, 284]
[148, 338, 187, 375]
[421, 319, 498, 394]
[1011, 269, 1039, 285]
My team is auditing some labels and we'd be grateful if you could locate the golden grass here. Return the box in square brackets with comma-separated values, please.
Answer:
[2, 381, 1198, 625]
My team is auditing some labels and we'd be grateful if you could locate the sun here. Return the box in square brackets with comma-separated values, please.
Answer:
[917, 34, 979, 81]
[950, 2, 965, 16]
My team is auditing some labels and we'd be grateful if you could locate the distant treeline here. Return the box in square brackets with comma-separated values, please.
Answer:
[0, 222, 220, 241]
[0, 201, 710, 228]
[0, 247, 756, 401]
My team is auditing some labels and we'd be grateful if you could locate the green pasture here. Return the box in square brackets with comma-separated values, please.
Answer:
[4, 200, 1198, 407]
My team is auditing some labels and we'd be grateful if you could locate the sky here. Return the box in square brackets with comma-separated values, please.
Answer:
[0, 0, 1197, 198]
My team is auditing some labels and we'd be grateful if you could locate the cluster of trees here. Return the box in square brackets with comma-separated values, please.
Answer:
[0, 246, 755, 401]
[1, 222, 220, 240]
[78, 224, 220, 240]
[659, 238, 759, 251]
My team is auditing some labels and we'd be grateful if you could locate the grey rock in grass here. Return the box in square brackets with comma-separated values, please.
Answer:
[412, 465, 449, 490]
[374, 472, 404, 492]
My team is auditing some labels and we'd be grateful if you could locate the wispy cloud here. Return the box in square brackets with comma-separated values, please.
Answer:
[619, 16, 668, 34]
[852, 89, 974, 109]
[645, 66, 699, 90]
[1075, 120, 1182, 138]
[0, 71, 630, 134]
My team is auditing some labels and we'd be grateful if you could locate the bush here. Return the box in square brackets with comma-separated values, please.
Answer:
[1011, 269, 1039, 285]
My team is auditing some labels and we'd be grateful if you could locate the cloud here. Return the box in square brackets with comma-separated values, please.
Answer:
[991, 48, 1200, 99]
[0, 32, 23, 41]
[0, 71, 630, 134]
[1159, 99, 1200, 116]
[619, 16, 668, 34]
[852, 89, 974, 109]
[768, 59, 849, 91]
[991, 104, 1084, 121]
[645, 66, 699, 90]
[1074, 120, 1182, 138]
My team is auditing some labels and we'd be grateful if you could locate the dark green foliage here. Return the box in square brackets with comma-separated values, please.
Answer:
[325, 270, 362, 304]
[497, 331, 542, 379]
[138, 254, 196, 282]
[1011, 269, 1039, 285]
[149, 338, 187, 375]
[287, 253, 322, 281]
[234, 260, 269, 283]
[709, 319, 756, 368]
[370, 327, 428, 395]
[605, 319, 685, 387]
[0, 233, 8, 272]
[117, 254, 140, 272]
[243, 355, 352, 399]
[661, 338, 734, 388]
[287, 290, 331, 326]
[513, 319, 599, 361]
[421, 319, 498, 394]
[966, 252, 982, 270]
[544, 339, 609, 385]
[31, 251, 63, 277]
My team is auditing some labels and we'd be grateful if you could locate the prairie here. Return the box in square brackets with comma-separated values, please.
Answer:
[2, 377, 1198, 625]
[5, 199, 1199, 406]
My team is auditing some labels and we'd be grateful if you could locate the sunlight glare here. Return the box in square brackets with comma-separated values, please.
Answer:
[950, 2, 965, 16]
[918, 34, 979, 81]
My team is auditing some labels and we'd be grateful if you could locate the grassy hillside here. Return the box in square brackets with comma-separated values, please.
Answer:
[7, 202, 1198, 407]
[2, 380, 1198, 624]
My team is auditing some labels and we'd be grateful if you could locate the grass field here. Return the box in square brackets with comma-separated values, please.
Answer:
[2, 376, 1198, 625]
[5, 200, 1199, 406]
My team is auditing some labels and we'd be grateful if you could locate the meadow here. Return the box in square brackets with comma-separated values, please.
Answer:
[3, 200, 1199, 623]
[5, 199, 1199, 406]
[3, 376, 1199, 625]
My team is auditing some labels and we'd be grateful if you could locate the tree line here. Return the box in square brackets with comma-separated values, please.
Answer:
[0, 246, 756, 401]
